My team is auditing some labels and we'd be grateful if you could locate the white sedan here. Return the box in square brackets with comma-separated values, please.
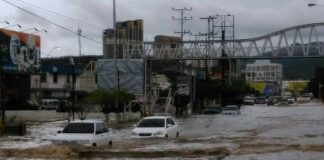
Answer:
[222, 105, 241, 115]
[51, 120, 112, 147]
[131, 116, 179, 138]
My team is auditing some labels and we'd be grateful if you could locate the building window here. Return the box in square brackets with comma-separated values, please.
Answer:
[53, 73, 58, 83]
[41, 73, 47, 83]
[95, 74, 98, 84]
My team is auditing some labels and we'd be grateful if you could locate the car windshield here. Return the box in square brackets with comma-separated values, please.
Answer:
[137, 118, 165, 128]
[62, 123, 94, 133]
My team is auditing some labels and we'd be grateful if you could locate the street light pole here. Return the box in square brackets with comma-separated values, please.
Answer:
[0, 41, 4, 123]
[69, 57, 75, 121]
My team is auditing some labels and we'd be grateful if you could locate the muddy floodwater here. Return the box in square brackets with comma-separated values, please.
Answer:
[1, 100, 324, 159]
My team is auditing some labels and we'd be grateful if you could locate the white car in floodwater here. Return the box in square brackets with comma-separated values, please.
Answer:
[51, 120, 112, 147]
[131, 116, 179, 138]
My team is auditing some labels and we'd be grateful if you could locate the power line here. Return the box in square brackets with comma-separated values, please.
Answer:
[13, 0, 103, 29]
[2, 0, 103, 45]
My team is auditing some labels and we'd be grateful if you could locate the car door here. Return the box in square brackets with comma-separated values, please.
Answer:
[95, 122, 110, 146]
[166, 118, 177, 137]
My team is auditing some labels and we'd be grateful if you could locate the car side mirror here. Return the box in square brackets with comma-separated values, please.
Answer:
[167, 124, 172, 128]
[133, 124, 137, 128]
[57, 131, 62, 134]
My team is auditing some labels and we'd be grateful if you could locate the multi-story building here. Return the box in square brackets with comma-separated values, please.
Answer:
[245, 60, 282, 95]
[103, 19, 143, 59]
[154, 35, 182, 59]
[245, 60, 282, 82]
[31, 64, 83, 100]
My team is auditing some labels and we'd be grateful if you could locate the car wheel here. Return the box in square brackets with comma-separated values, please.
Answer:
[165, 134, 168, 138]
[92, 143, 97, 147]
[176, 132, 179, 138]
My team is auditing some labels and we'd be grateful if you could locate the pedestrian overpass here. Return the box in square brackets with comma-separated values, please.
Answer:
[118, 22, 324, 60]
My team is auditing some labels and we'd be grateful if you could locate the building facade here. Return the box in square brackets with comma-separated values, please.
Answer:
[245, 60, 282, 82]
[245, 60, 282, 95]
[31, 64, 83, 100]
[103, 19, 143, 59]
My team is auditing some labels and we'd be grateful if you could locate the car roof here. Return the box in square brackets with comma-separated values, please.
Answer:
[70, 119, 104, 123]
[224, 105, 238, 107]
[143, 116, 172, 119]
[207, 104, 221, 107]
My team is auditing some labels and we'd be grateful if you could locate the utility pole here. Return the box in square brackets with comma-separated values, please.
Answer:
[0, 45, 4, 123]
[77, 26, 82, 64]
[172, 7, 192, 116]
[172, 7, 193, 40]
[200, 16, 219, 80]
[200, 16, 216, 42]
[211, 14, 235, 84]
[200, 14, 235, 105]
[172, 7, 193, 75]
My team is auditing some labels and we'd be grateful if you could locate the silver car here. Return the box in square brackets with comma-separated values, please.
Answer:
[222, 105, 240, 115]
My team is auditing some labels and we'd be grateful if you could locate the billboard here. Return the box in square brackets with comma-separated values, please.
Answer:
[249, 82, 278, 95]
[176, 76, 191, 96]
[97, 59, 144, 94]
[0, 28, 40, 73]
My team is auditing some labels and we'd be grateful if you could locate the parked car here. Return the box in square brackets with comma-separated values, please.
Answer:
[41, 99, 60, 110]
[202, 104, 222, 114]
[303, 93, 313, 100]
[277, 97, 289, 106]
[222, 105, 240, 115]
[267, 96, 279, 105]
[131, 116, 179, 138]
[255, 96, 267, 104]
[51, 120, 112, 147]
[243, 96, 255, 105]
[6, 99, 42, 110]
[285, 96, 296, 104]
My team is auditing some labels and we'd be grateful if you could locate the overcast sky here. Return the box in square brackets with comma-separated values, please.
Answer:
[0, 0, 322, 57]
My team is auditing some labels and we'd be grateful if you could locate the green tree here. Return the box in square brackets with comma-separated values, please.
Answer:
[83, 89, 135, 124]
[83, 89, 135, 113]
[83, 89, 111, 109]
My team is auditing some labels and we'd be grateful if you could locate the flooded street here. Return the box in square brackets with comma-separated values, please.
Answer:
[1, 100, 324, 159]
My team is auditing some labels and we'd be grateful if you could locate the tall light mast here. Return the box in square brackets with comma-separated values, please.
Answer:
[113, 0, 116, 30]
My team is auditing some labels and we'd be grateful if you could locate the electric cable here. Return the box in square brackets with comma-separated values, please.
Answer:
[13, 0, 103, 29]
[2, 0, 103, 45]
